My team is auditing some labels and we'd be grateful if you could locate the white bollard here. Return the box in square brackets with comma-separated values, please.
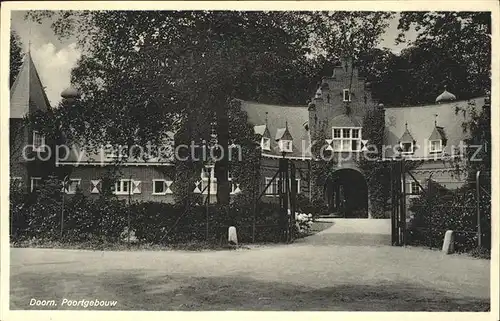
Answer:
[228, 226, 238, 245]
[442, 230, 455, 254]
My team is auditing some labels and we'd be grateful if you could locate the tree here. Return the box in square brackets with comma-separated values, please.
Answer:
[397, 11, 491, 177]
[26, 11, 319, 207]
[396, 12, 491, 103]
[352, 12, 492, 107]
[10, 30, 24, 88]
[26, 11, 395, 211]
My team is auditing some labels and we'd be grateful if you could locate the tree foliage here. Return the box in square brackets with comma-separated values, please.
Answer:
[26, 11, 325, 205]
[356, 12, 491, 107]
[10, 30, 24, 88]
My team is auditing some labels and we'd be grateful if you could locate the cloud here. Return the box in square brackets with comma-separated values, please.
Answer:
[30, 42, 81, 106]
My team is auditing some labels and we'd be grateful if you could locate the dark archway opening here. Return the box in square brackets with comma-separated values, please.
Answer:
[324, 169, 368, 218]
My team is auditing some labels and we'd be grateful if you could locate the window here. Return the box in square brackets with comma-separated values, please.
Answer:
[333, 129, 341, 138]
[292, 178, 301, 194]
[200, 167, 216, 195]
[261, 137, 271, 151]
[152, 179, 173, 195]
[194, 169, 238, 195]
[32, 131, 45, 151]
[30, 177, 41, 192]
[352, 129, 360, 139]
[64, 179, 81, 194]
[429, 140, 442, 153]
[114, 179, 132, 195]
[330, 127, 362, 152]
[410, 181, 421, 194]
[400, 141, 414, 155]
[408, 181, 422, 198]
[265, 177, 279, 195]
[265, 177, 301, 195]
[343, 89, 351, 102]
[10, 177, 23, 189]
[279, 139, 293, 153]
[153, 180, 166, 195]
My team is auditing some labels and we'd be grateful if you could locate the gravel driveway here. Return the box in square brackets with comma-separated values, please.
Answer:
[9, 219, 490, 311]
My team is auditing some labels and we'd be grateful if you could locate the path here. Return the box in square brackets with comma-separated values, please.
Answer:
[295, 218, 392, 246]
[9, 220, 490, 311]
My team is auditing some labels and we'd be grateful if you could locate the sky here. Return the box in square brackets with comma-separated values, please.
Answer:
[10, 11, 416, 106]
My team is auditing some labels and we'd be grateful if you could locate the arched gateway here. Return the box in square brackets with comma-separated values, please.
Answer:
[324, 168, 368, 218]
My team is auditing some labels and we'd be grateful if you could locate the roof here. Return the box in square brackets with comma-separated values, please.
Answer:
[330, 114, 363, 127]
[254, 125, 267, 136]
[59, 141, 176, 165]
[60, 130, 177, 165]
[10, 53, 51, 118]
[429, 126, 446, 141]
[384, 97, 485, 158]
[436, 89, 456, 103]
[241, 100, 311, 158]
[400, 127, 415, 142]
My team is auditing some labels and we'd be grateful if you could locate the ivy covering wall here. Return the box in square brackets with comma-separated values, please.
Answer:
[356, 106, 390, 218]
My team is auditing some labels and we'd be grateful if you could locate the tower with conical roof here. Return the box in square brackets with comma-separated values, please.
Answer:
[10, 52, 51, 118]
[10, 52, 55, 191]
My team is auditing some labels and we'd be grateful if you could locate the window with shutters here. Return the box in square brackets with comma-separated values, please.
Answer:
[152, 179, 173, 195]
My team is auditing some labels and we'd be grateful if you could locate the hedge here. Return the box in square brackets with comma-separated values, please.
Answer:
[407, 180, 491, 253]
[10, 179, 284, 245]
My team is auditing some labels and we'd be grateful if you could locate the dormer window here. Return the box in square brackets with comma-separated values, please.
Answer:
[400, 141, 414, 155]
[343, 89, 351, 102]
[429, 140, 443, 153]
[279, 139, 293, 153]
[399, 123, 415, 156]
[261, 137, 271, 151]
[428, 122, 446, 155]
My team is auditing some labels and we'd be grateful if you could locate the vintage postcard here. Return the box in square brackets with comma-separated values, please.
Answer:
[1, 1, 498, 321]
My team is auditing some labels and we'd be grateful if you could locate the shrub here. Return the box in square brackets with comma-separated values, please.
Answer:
[296, 194, 329, 218]
[407, 180, 491, 253]
[10, 184, 286, 246]
[23, 177, 64, 241]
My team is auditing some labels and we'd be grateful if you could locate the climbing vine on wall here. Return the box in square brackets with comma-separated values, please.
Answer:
[357, 106, 423, 218]
[309, 121, 335, 214]
[228, 99, 262, 207]
[356, 106, 390, 218]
